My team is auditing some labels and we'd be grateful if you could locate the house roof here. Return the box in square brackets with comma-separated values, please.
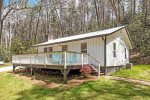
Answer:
[34, 26, 126, 47]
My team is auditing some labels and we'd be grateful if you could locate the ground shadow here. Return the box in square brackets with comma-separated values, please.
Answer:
[15, 78, 150, 100]
[56, 80, 150, 100]
[16, 85, 64, 100]
[12, 68, 82, 84]
[10, 68, 150, 99]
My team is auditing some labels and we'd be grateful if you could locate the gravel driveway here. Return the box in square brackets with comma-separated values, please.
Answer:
[0, 66, 13, 72]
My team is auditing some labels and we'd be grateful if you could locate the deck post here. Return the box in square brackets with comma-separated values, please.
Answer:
[29, 54, 34, 75]
[64, 69, 67, 83]
[19, 56, 21, 67]
[98, 63, 101, 78]
[30, 54, 31, 66]
[87, 54, 88, 64]
[81, 53, 84, 67]
[31, 67, 34, 75]
[64, 51, 67, 83]
[13, 65, 16, 73]
[45, 53, 47, 67]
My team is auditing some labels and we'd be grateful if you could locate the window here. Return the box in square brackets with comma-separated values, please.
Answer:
[62, 45, 68, 51]
[48, 47, 53, 52]
[125, 47, 127, 59]
[81, 42, 87, 53]
[44, 47, 47, 53]
[113, 43, 116, 57]
[48, 47, 53, 58]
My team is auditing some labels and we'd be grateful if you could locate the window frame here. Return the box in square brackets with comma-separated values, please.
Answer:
[81, 42, 87, 53]
[62, 45, 68, 51]
[113, 43, 117, 58]
[48, 47, 53, 52]
[44, 47, 47, 53]
[125, 47, 127, 59]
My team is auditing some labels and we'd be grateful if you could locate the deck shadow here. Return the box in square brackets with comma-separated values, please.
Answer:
[12, 68, 82, 84]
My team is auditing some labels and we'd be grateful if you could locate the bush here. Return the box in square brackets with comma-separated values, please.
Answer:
[0, 38, 37, 63]
[0, 46, 11, 62]
[80, 65, 93, 77]
[11, 38, 37, 55]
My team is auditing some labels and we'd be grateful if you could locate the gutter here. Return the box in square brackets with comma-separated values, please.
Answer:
[102, 36, 107, 67]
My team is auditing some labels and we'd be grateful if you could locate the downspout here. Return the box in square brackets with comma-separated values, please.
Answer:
[104, 36, 107, 67]
[102, 36, 107, 74]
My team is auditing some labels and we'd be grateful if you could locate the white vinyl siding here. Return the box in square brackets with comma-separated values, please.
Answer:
[38, 37, 104, 66]
[106, 29, 130, 66]
[38, 28, 130, 67]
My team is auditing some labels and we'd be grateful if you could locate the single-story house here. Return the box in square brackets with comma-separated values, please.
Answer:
[12, 26, 133, 81]
[36, 26, 132, 66]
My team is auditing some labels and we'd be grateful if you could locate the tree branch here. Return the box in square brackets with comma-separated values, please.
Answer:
[2, 7, 13, 22]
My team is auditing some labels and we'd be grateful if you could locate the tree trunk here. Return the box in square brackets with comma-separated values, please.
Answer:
[0, 0, 3, 46]
[93, 0, 100, 28]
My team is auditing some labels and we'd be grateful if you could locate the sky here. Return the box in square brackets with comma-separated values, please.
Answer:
[3, 0, 39, 7]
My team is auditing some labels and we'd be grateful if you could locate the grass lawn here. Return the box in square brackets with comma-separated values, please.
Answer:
[0, 72, 150, 100]
[111, 65, 150, 81]
[0, 63, 12, 68]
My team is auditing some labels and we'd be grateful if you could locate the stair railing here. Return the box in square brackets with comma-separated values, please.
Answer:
[83, 53, 101, 77]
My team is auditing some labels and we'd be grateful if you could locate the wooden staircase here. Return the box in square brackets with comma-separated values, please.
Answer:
[86, 64, 105, 76]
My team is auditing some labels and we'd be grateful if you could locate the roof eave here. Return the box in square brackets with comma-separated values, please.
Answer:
[33, 26, 126, 47]
[124, 27, 133, 49]
[33, 34, 109, 47]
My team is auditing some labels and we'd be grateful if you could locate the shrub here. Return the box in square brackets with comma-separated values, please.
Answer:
[0, 47, 11, 63]
[80, 65, 93, 77]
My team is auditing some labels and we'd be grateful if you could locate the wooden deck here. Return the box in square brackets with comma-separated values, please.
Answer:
[12, 51, 101, 83]
[13, 63, 83, 70]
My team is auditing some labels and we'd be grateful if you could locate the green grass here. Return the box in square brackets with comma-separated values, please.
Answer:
[0, 72, 150, 100]
[0, 63, 12, 68]
[0, 72, 63, 100]
[112, 65, 150, 81]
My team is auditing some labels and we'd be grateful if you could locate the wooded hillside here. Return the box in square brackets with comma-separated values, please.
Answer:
[0, 0, 150, 62]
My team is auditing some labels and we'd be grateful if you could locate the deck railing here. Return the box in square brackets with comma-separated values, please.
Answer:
[87, 54, 101, 77]
[12, 51, 89, 66]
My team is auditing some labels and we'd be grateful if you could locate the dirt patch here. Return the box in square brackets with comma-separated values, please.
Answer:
[13, 68, 97, 89]
[104, 76, 150, 86]
[66, 76, 97, 88]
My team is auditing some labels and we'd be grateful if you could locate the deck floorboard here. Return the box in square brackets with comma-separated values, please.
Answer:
[13, 63, 82, 70]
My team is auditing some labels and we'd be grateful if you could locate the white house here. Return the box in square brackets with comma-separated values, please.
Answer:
[35, 26, 132, 67]
[12, 26, 132, 81]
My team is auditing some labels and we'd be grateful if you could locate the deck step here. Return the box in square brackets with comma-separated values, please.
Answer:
[86, 64, 105, 75]
[93, 72, 105, 75]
